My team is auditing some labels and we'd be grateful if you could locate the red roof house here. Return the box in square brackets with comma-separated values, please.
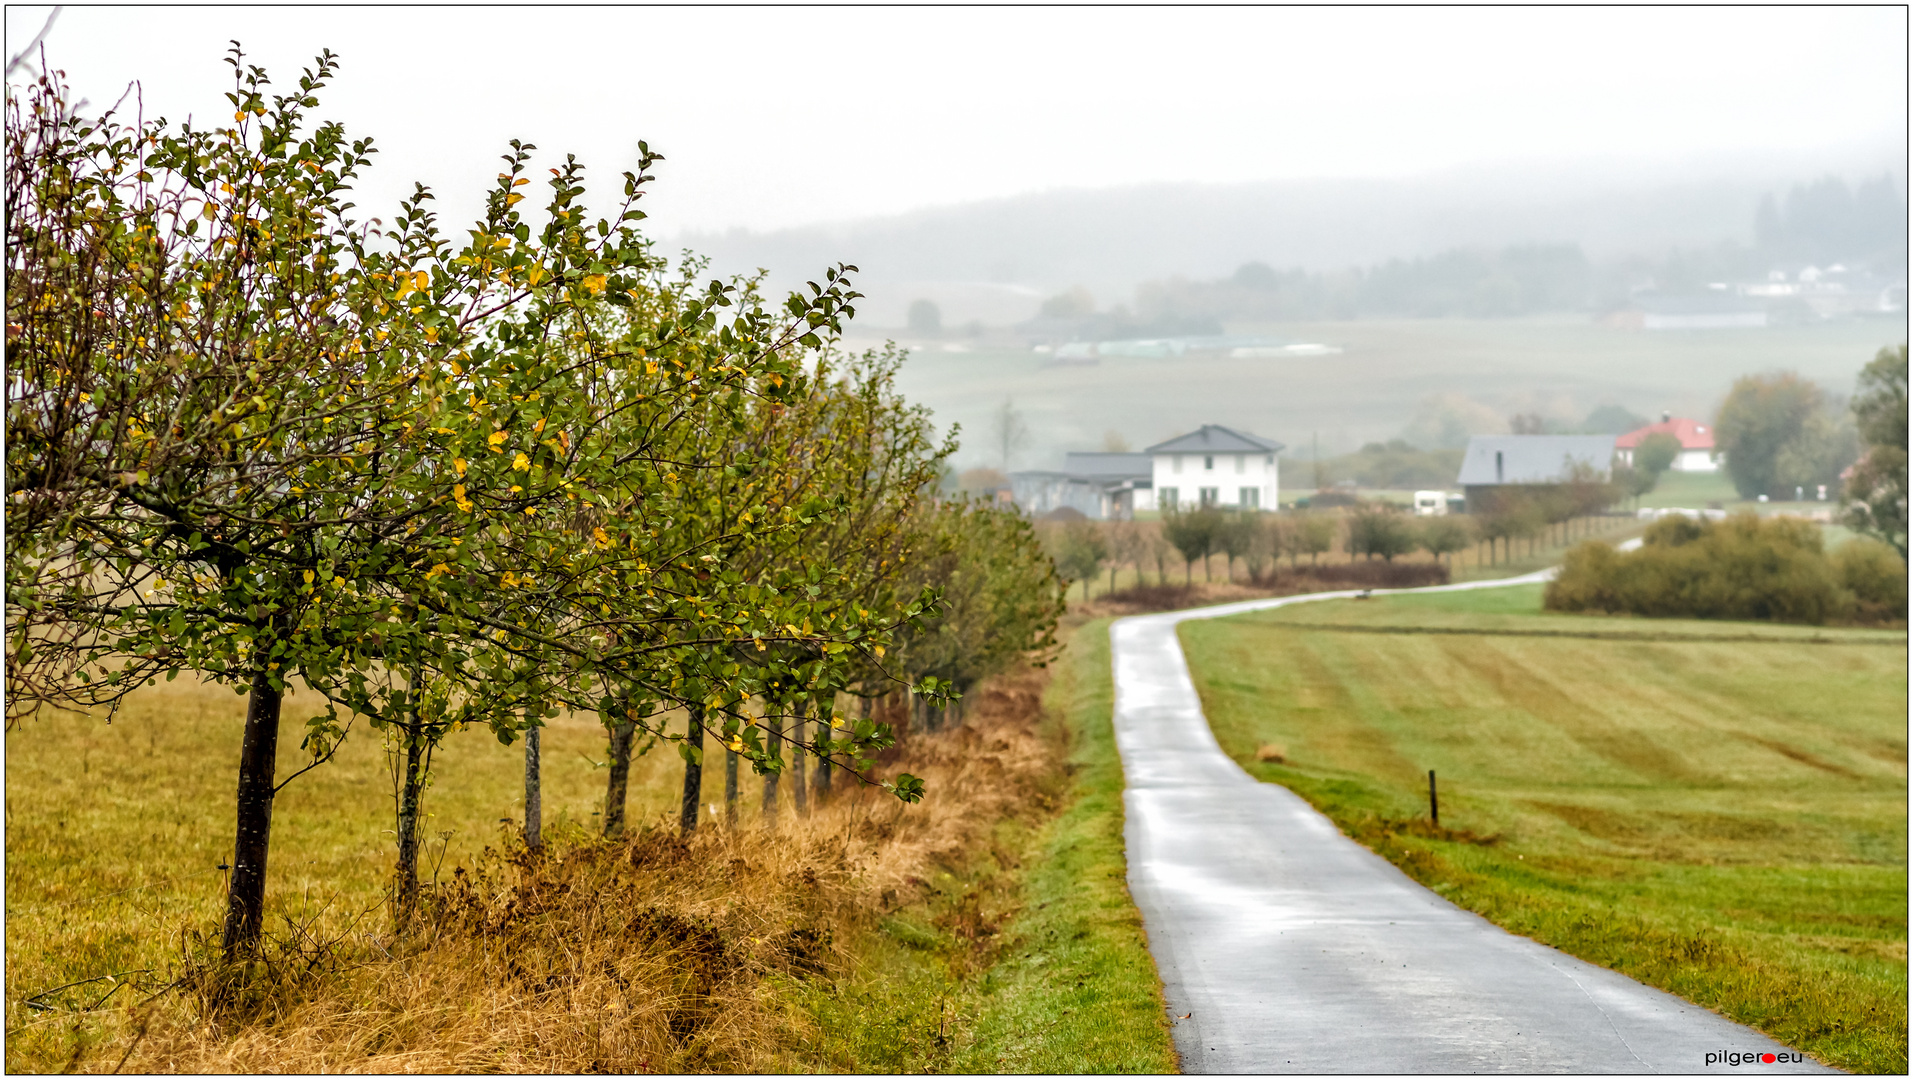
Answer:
[1615, 414, 1718, 473]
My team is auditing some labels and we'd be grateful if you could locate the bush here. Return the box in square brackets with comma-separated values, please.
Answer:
[1546, 513, 1870, 625]
[1833, 538, 1909, 623]
[1346, 505, 1416, 562]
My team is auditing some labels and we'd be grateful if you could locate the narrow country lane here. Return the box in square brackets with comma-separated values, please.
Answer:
[1112, 571, 1835, 1074]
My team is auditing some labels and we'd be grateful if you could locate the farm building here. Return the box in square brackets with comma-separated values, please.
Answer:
[1456, 434, 1617, 513]
[1147, 424, 1284, 512]
[1615, 413, 1718, 473]
[1010, 452, 1153, 520]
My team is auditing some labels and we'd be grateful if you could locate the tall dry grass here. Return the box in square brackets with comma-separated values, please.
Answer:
[56, 673, 1062, 1074]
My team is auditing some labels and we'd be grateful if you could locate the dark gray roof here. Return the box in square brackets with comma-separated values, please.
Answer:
[1145, 424, 1285, 455]
[1062, 452, 1152, 480]
[1456, 435, 1617, 486]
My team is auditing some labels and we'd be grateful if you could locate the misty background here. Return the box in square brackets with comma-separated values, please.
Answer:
[10, 5, 1905, 473]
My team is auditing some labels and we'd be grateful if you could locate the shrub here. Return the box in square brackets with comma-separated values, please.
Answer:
[1833, 538, 1909, 623]
[1346, 505, 1416, 562]
[1416, 516, 1475, 562]
[1546, 513, 1861, 625]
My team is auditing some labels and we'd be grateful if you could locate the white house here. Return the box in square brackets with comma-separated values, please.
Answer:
[1146, 425, 1284, 512]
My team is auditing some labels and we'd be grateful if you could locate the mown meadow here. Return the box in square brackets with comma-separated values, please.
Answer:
[1180, 583, 1907, 1074]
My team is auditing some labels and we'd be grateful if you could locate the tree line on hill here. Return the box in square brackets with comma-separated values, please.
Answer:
[3, 53, 1065, 954]
[1022, 173, 1905, 333]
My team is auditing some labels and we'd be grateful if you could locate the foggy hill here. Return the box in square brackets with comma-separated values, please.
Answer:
[677, 153, 1905, 327]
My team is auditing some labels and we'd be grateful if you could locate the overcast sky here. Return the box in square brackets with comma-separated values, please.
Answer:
[7, 6, 1906, 238]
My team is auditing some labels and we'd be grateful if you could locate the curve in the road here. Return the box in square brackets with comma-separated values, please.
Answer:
[1112, 570, 1833, 1074]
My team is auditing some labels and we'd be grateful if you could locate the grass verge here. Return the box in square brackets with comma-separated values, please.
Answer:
[799, 618, 1179, 1072]
[1180, 585, 1907, 1074]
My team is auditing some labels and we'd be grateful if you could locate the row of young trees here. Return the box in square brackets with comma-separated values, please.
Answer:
[4, 53, 1063, 954]
[1044, 488, 1629, 595]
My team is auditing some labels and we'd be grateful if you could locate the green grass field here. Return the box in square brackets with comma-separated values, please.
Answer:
[1180, 585, 1908, 1073]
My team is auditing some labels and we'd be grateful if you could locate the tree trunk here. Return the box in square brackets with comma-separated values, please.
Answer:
[394, 730, 427, 921]
[679, 705, 704, 836]
[1108, 565, 1117, 595]
[792, 700, 808, 819]
[393, 636, 436, 927]
[220, 666, 284, 955]
[524, 704, 543, 849]
[762, 710, 782, 826]
[815, 696, 834, 802]
[604, 715, 635, 837]
[724, 739, 739, 822]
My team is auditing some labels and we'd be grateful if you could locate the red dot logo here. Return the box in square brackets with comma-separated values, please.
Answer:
[1761, 1053, 1776, 1063]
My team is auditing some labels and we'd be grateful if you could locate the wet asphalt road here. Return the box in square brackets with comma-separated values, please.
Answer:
[1111, 572, 1834, 1074]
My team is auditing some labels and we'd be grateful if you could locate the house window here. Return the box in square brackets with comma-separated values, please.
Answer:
[1239, 487, 1260, 509]
[1173, 454, 1183, 474]
[1203, 455, 1214, 470]
[1233, 454, 1244, 474]
[1160, 486, 1179, 511]
[1266, 454, 1275, 466]
[1198, 486, 1219, 507]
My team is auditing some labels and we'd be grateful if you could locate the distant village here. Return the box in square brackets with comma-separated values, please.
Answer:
[1006, 414, 1749, 522]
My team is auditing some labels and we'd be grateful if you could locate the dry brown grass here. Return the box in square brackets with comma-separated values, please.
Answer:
[20, 671, 1065, 1074]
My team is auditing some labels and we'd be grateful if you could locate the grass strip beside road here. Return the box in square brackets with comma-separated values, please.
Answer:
[803, 618, 1180, 1072]
[1181, 585, 1907, 1074]
[965, 618, 1178, 1072]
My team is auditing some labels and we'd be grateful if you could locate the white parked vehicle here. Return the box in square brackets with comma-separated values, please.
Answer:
[1413, 490, 1451, 516]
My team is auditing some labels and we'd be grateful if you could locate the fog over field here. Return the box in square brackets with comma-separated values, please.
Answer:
[11, 4, 1906, 475]
[875, 317, 1905, 472]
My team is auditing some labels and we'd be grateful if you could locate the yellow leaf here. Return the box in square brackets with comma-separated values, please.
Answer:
[512, 451, 529, 471]
[453, 458, 467, 477]
[505, 192, 525, 207]
[488, 430, 509, 450]
[581, 274, 607, 296]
